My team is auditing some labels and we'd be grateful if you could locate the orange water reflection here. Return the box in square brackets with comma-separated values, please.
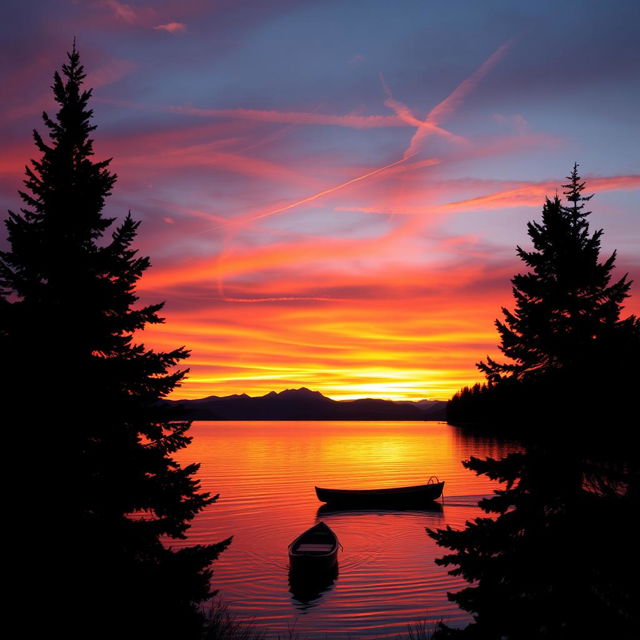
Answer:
[173, 421, 519, 638]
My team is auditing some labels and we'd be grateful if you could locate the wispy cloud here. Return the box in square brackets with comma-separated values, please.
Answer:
[166, 105, 411, 129]
[403, 39, 513, 159]
[101, 0, 141, 24]
[213, 47, 510, 229]
[333, 174, 640, 220]
[100, 0, 185, 32]
[240, 155, 437, 224]
[380, 74, 467, 145]
[3, 1, 638, 402]
[154, 22, 187, 34]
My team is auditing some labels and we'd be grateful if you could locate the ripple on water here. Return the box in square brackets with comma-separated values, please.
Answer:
[172, 421, 520, 638]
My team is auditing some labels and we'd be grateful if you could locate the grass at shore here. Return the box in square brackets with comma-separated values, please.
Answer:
[203, 600, 438, 640]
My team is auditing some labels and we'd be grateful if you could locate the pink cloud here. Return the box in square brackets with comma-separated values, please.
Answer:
[380, 74, 467, 145]
[154, 22, 187, 34]
[240, 155, 438, 225]
[200, 44, 513, 231]
[101, 0, 140, 24]
[403, 39, 514, 159]
[99, 0, 184, 32]
[166, 105, 410, 129]
[334, 174, 640, 217]
[110, 139, 319, 187]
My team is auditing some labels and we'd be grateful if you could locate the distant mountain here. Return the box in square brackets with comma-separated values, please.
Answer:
[164, 387, 447, 421]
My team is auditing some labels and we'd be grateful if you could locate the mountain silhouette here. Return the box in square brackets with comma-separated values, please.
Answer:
[164, 388, 446, 420]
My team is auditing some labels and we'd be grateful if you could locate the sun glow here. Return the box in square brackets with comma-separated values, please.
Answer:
[143, 301, 497, 401]
[3, 21, 638, 405]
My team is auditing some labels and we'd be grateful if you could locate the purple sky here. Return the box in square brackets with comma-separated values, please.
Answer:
[1, 0, 639, 400]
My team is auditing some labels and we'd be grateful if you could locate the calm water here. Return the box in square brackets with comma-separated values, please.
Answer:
[172, 421, 519, 638]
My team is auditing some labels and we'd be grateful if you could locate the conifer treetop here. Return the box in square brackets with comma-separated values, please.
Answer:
[477, 166, 632, 384]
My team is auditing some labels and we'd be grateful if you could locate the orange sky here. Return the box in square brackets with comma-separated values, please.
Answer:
[2, 5, 639, 401]
[132, 44, 639, 401]
[134, 146, 640, 401]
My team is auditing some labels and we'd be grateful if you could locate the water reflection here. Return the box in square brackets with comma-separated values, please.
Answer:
[173, 421, 522, 638]
[289, 565, 339, 610]
[428, 439, 640, 638]
[316, 502, 444, 519]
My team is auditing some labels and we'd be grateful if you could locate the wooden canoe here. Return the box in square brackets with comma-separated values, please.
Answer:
[315, 477, 444, 506]
[288, 521, 339, 568]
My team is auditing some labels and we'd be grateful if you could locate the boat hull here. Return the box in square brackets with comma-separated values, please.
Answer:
[289, 551, 339, 570]
[288, 521, 339, 570]
[315, 481, 444, 506]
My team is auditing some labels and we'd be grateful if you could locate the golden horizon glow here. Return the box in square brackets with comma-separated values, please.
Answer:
[2, 29, 638, 404]
[142, 294, 508, 402]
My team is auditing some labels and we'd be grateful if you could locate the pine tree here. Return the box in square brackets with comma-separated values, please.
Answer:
[446, 165, 640, 428]
[0, 45, 230, 638]
[478, 164, 632, 386]
[428, 447, 639, 639]
[433, 167, 640, 638]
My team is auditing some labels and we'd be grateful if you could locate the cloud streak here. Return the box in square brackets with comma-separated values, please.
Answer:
[154, 22, 187, 33]
[166, 105, 414, 129]
[403, 39, 513, 159]
[2, 4, 638, 402]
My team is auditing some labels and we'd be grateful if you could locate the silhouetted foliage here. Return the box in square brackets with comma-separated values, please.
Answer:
[0, 45, 230, 638]
[428, 446, 639, 639]
[480, 165, 632, 382]
[447, 165, 640, 429]
[447, 382, 523, 429]
[434, 166, 640, 638]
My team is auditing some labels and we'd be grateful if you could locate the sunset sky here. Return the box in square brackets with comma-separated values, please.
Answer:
[1, 0, 639, 400]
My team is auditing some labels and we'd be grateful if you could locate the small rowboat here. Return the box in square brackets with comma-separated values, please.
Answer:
[288, 521, 340, 569]
[315, 476, 444, 506]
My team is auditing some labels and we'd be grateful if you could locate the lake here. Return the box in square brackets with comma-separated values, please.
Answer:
[173, 421, 519, 638]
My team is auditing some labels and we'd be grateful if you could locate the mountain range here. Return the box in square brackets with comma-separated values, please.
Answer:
[164, 387, 447, 421]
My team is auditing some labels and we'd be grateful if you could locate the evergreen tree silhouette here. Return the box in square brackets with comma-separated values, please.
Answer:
[433, 167, 640, 638]
[448, 165, 640, 427]
[0, 44, 230, 638]
[428, 447, 639, 639]
[479, 164, 631, 384]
